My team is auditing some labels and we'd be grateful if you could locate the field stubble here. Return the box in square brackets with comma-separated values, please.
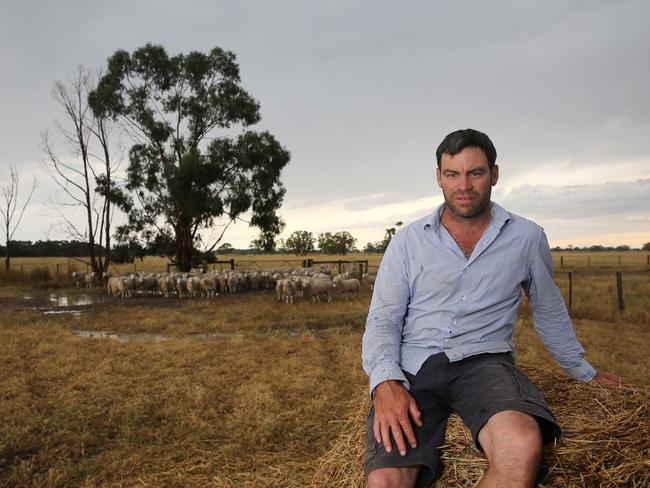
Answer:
[1, 254, 649, 486]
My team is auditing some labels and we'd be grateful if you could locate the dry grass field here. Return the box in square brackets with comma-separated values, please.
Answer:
[0, 252, 648, 486]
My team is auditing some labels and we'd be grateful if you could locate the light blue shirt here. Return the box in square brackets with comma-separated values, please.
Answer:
[362, 202, 596, 395]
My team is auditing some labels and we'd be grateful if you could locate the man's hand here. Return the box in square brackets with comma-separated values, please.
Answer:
[373, 380, 423, 456]
[592, 370, 624, 387]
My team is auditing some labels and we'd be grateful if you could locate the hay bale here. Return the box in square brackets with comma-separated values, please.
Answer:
[312, 366, 650, 487]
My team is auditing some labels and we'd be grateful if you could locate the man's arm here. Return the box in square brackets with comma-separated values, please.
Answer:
[526, 229, 622, 385]
[362, 234, 411, 393]
[362, 234, 423, 454]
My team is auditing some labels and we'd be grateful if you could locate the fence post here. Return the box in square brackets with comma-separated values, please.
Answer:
[560, 256, 564, 268]
[357, 262, 363, 279]
[230, 259, 235, 271]
[568, 272, 573, 309]
[616, 272, 624, 312]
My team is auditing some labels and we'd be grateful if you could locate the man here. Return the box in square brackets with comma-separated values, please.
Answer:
[361, 129, 621, 488]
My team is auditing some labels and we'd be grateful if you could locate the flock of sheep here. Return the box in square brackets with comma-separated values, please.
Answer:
[71, 268, 376, 304]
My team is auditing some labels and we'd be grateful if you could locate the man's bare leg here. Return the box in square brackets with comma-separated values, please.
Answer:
[476, 410, 543, 488]
[367, 466, 420, 488]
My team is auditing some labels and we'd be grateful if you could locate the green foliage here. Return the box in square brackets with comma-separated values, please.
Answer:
[317, 231, 357, 255]
[366, 221, 403, 253]
[218, 243, 234, 254]
[363, 242, 381, 253]
[89, 44, 290, 271]
[111, 242, 146, 264]
[285, 230, 315, 256]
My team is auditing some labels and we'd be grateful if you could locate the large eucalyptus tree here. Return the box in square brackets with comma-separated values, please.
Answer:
[89, 44, 290, 271]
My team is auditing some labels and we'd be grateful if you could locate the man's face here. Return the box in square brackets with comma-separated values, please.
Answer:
[436, 146, 499, 220]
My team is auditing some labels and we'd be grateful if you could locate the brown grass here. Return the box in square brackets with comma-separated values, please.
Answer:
[1, 267, 649, 486]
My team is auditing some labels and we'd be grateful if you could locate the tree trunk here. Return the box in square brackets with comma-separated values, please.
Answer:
[4, 239, 9, 272]
[176, 222, 193, 272]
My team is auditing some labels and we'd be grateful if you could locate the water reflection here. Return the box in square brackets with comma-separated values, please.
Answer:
[49, 294, 97, 306]
[44, 310, 83, 316]
[72, 330, 242, 343]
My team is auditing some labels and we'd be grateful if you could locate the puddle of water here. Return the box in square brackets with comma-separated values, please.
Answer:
[49, 294, 96, 306]
[44, 310, 83, 316]
[72, 330, 243, 343]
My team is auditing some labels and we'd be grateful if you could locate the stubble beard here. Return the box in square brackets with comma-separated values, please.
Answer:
[444, 188, 492, 221]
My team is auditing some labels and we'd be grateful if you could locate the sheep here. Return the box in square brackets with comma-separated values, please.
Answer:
[109, 276, 134, 298]
[304, 278, 334, 303]
[362, 273, 376, 290]
[213, 272, 226, 293]
[275, 279, 285, 302]
[107, 276, 122, 297]
[186, 276, 201, 297]
[291, 276, 305, 297]
[200, 276, 218, 298]
[280, 279, 296, 304]
[227, 274, 240, 294]
[249, 271, 261, 291]
[72, 271, 86, 288]
[332, 276, 361, 300]
[158, 275, 176, 298]
[84, 272, 97, 288]
[136, 274, 159, 295]
[176, 277, 189, 298]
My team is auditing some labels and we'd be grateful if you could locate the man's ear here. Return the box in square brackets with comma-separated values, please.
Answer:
[436, 167, 442, 187]
[491, 164, 499, 186]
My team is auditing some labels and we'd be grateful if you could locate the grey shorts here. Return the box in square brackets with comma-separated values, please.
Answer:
[364, 352, 561, 488]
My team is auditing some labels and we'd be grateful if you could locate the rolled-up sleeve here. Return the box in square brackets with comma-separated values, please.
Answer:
[525, 229, 596, 382]
[362, 234, 411, 395]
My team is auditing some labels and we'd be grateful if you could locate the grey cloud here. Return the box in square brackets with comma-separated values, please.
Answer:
[1, 1, 649, 245]
[496, 179, 650, 221]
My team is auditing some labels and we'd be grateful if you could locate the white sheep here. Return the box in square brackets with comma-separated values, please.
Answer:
[332, 276, 361, 300]
[304, 278, 333, 303]
[186, 276, 201, 298]
[200, 276, 218, 298]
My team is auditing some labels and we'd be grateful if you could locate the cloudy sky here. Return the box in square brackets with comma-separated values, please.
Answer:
[1, 0, 649, 249]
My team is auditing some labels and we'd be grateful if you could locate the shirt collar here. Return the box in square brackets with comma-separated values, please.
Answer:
[422, 201, 511, 232]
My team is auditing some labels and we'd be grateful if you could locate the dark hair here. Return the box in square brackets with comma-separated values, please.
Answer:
[435, 129, 497, 169]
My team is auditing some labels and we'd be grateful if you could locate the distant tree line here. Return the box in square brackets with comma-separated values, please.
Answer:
[0, 240, 95, 258]
[3, 239, 648, 261]
[551, 244, 650, 252]
[252, 231, 358, 255]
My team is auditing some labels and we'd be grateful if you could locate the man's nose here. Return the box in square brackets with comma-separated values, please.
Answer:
[459, 174, 472, 190]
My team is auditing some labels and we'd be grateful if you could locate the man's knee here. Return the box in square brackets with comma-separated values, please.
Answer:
[479, 410, 543, 470]
[367, 466, 419, 488]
